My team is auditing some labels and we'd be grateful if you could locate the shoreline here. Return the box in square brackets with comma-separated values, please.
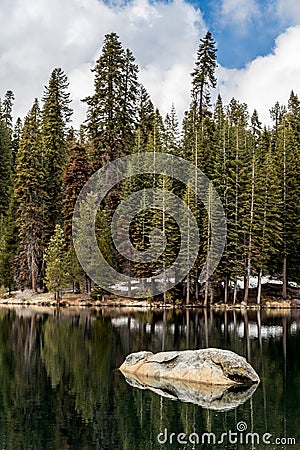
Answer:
[0, 292, 299, 310]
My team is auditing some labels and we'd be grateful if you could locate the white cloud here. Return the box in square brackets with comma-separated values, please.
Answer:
[219, 0, 260, 28]
[217, 26, 300, 125]
[0, 0, 205, 127]
[276, 0, 300, 24]
[1, 0, 300, 131]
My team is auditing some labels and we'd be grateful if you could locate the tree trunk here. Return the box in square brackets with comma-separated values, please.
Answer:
[85, 276, 92, 296]
[31, 253, 37, 293]
[55, 289, 60, 304]
[224, 275, 228, 304]
[244, 263, 249, 304]
[163, 290, 167, 304]
[244, 140, 255, 304]
[282, 255, 287, 300]
[186, 275, 190, 305]
[204, 308, 209, 347]
[257, 268, 262, 305]
[204, 280, 209, 308]
[233, 280, 238, 304]
[224, 309, 228, 342]
[209, 283, 214, 304]
[243, 310, 251, 362]
[195, 268, 199, 302]
[128, 280, 132, 298]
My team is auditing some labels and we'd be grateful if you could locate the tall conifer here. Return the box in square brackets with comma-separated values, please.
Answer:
[84, 33, 139, 167]
[14, 100, 45, 291]
[191, 31, 217, 120]
[42, 68, 72, 241]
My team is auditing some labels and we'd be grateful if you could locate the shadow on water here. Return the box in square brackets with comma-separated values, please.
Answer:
[0, 306, 299, 448]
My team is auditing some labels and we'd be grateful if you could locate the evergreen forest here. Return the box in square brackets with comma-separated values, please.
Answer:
[1, 31, 300, 306]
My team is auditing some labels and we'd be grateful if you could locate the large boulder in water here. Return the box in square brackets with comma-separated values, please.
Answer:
[119, 348, 259, 386]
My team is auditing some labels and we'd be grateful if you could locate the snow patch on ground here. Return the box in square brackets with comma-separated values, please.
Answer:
[234, 275, 299, 289]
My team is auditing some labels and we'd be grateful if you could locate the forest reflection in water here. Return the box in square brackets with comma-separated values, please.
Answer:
[0, 306, 299, 449]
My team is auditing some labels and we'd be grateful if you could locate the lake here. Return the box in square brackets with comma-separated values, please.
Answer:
[0, 306, 299, 449]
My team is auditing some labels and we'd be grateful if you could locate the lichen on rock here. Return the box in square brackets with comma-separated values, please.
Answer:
[119, 348, 260, 386]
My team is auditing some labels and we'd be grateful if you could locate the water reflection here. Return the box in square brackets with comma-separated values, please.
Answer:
[0, 306, 299, 449]
[121, 372, 259, 411]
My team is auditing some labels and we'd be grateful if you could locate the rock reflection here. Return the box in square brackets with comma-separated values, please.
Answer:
[120, 372, 258, 411]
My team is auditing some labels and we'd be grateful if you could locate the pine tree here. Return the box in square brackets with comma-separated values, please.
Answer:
[72, 192, 113, 294]
[254, 129, 282, 304]
[0, 106, 12, 221]
[0, 93, 14, 290]
[163, 104, 180, 155]
[2, 90, 15, 131]
[151, 175, 180, 302]
[42, 67, 72, 241]
[0, 201, 18, 293]
[211, 95, 231, 302]
[11, 117, 22, 168]
[285, 93, 300, 284]
[14, 99, 46, 291]
[182, 99, 216, 304]
[45, 224, 70, 301]
[84, 33, 139, 167]
[270, 101, 286, 129]
[181, 184, 199, 304]
[242, 110, 261, 303]
[135, 85, 155, 150]
[62, 142, 92, 239]
[191, 31, 217, 120]
[273, 95, 300, 296]
[61, 142, 92, 293]
[215, 99, 249, 303]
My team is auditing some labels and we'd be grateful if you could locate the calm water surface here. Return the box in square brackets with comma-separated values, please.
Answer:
[0, 306, 299, 449]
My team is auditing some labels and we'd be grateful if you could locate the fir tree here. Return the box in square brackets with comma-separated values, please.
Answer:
[163, 104, 180, 155]
[45, 224, 70, 301]
[254, 129, 282, 303]
[84, 33, 139, 166]
[61, 142, 92, 293]
[11, 117, 22, 168]
[242, 110, 262, 303]
[135, 85, 155, 150]
[14, 99, 46, 291]
[270, 101, 286, 129]
[0, 107, 12, 221]
[274, 104, 300, 296]
[0, 201, 18, 293]
[62, 142, 92, 239]
[42, 67, 72, 241]
[2, 90, 15, 131]
[191, 31, 217, 120]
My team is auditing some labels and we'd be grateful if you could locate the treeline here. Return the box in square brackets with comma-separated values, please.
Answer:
[0, 31, 300, 305]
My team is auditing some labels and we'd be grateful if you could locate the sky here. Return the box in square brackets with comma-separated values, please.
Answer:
[1, 0, 300, 128]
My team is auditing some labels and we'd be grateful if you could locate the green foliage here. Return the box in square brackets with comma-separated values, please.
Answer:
[11, 117, 22, 168]
[44, 224, 70, 298]
[84, 32, 139, 166]
[0, 201, 18, 292]
[0, 110, 12, 219]
[1, 32, 300, 303]
[191, 30, 217, 118]
[62, 142, 92, 239]
[14, 99, 45, 291]
[42, 68, 72, 240]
